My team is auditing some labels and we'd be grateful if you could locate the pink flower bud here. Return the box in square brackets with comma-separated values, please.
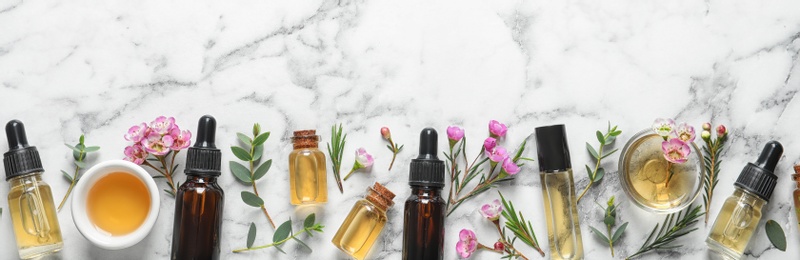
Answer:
[483, 137, 497, 151]
[380, 127, 391, 140]
[488, 120, 507, 137]
[493, 242, 505, 251]
[447, 126, 465, 142]
[716, 125, 727, 137]
[702, 122, 712, 131]
[701, 130, 711, 141]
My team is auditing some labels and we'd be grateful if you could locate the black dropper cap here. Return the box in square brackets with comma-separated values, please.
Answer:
[184, 115, 221, 176]
[734, 141, 783, 201]
[409, 128, 445, 188]
[4, 120, 45, 180]
[535, 124, 571, 172]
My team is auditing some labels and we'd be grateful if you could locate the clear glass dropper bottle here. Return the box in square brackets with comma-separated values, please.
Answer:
[171, 115, 224, 260]
[706, 141, 783, 260]
[535, 124, 583, 260]
[4, 120, 63, 259]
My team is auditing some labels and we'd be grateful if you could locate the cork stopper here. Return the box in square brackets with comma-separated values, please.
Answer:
[793, 165, 800, 183]
[366, 182, 395, 211]
[291, 130, 319, 149]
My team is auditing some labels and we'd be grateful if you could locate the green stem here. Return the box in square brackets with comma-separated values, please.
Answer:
[388, 139, 397, 171]
[578, 134, 607, 202]
[57, 164, 81, 211]
[248, 145, 275, 229]
[607, 225, 615, 257]
[664, 162, 674, 188]
[232, 227, 315, 252]
[343, 168, 356, 181]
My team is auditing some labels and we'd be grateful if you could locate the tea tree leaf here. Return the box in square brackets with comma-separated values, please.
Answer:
[702, 125, 728, 225]
[252, 159, 272, 181]
[230, 162, 252, 183]
[247, 223, 257, 248]
[765, 220, 786, 251]
[626, 205, 704, 259]
[327, 124, 347, 193]
[273, 220, 292, 243]
[241, 191, 264, 207]
[499, 192, 545, 257]
[231, 146, 252, 161]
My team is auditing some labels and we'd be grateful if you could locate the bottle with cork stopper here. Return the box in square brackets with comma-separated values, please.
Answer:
[332, 182, 396, 260]
[794, 164, 800, 234]
[289, 129, 327, 205]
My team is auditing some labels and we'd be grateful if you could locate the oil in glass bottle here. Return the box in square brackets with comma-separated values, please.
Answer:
[794, 164, 800, 233]
[402, 128, 446, 260]
[332, 182, 395, 260]
[535, 124, 583, 260]
[172, 115, 224, 260]
[4, 120, 63, 259]
[289, 130, 327, 205]
[707, 141, 782, 260]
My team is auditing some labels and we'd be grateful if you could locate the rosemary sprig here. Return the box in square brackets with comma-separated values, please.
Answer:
[230, 123, 276, 229]
[233, 213, 324, 253]
[625, 205, 704, 259]
[59, 135, 99, 211]
[701, 124, 728, 225]
[589, 196, 628, 257]
[499, 192, 545, 257]
[577, 123, 621, 202]
[327, 124, 347, 193]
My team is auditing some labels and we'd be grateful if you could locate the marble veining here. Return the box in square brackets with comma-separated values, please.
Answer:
[2, 0, 800, 259]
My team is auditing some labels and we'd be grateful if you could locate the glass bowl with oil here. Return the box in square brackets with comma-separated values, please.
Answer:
[619, 129, 704, 214]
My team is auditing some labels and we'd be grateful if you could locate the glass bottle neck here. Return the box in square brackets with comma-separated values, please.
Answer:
[8, 172, 42, 185]
[410, 186, 442, 197]
[185, 175, 218, 183]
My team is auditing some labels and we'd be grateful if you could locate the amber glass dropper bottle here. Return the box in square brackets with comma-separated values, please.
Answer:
[171, 115, 224, 260]
[402, 128, 446, 260]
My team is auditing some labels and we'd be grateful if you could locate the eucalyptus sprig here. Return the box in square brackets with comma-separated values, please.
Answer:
[577, 123, 621, 202]
[327, 124, 347, 193]
[589, 196, 628, 257]
[701, 123, 728, 225]
[625, 205, 704, 259]
[499, 192, 545, 257]
[230, 123, 276, 229]
[59, 135, 100, 211]
[233, 213, 324, 253]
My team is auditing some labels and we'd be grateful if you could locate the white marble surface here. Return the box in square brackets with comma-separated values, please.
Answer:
[2, 0, 800, 259]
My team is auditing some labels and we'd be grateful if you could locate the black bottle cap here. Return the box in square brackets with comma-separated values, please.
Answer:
[184, 115, 221, 176]
[409, 128, 445, 188]
[734, 141, 783, 201]
[4, 120, 44, 180]
[535, 124, 571, 172]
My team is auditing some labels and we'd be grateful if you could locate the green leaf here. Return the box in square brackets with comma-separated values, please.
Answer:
[64, 143, 81, 153]
[164, 189, 175, 197]
[230, 161, 252, 183]
[231, 146, 252, 161]
[304, 213, 316, 228]
[595, 168, 605, 182]
[612, 222, 628, 242]
[589, 226, 610, 244]
[600, 149, 619, 159]
[604, 212, 615, 226]
[596, 131, 605, 144]
[252, 132, 270, 146]
[241, 191, 264, 207]
[765, 220, 786, 251]
[237, 133, 252, 144]
[74, 160, 87, 169]
[84, 146, 100, 152]
[586, 143, 599, 160]
[273, 219, 292, 243]
[253, 160, 272, 181]
[247, 223, 257, 248]
[586, 165, 594, 181]
[61, 170, 73, 182]
[293, 236, 312, 251]
[252, 145, 264, 162]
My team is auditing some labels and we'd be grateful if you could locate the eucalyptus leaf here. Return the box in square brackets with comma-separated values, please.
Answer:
[273, 219, 292, 243]
[231, 146, 252, 161]
[64, 143, 81, 153]
[604, 214, 615, 226]
[73, 161, 87, 169]
[765, 220, 786, 251]
[605, 135, 616, 144]
[585, 165, 594, 181]
[247, 223, 257, 248]
[252, 132, 270, 146]
[612, 222, 628, 243]
[241, 191, 264, 207]
[293, 237, 312, 251]
[304, 213, 316, 228]
[237, 133, 252, 145]
[595, 168, 605, 182]
[596, 131, 605, 144]
[230, 161, 252, 183]
[253, 160, 272, 181]
[84, 146, 100, 152]
[61, 170, 73, 182]
[590, 226, 610, 244]
[586, 143, 599, 160]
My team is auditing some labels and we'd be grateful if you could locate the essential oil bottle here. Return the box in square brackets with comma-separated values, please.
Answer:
[706, 141, 783, 260]
[793, 165, 800, 233]
[402, 128, 446, 260]
[289, 130, 327, 205]
[4, 120, 63, 259]
[535, 124, 584, 260]
[171, 115, 224, 260]
[332, 182, 396, 260]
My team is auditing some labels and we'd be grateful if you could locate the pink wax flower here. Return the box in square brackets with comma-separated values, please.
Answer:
[456, 229, 478, 258]
[675, 123, 695, 143]
[447, 126, 465, 142]
[502, 157, 520, 175]
[483, 137, 497, 151]
[144, 132, 174, 156]
[124, 145, 148, 165]
[485, 146, 508, 163]
[125, 123, 149, 143]
[652, 118, 676, 139]
[480, 199, 503, 221]
[488, 120, 507, 138]
[662, 138, 691, 164]
[169, 128, 192, 150]
[149, 116, 176, 135]
[344, 148, 374, 181]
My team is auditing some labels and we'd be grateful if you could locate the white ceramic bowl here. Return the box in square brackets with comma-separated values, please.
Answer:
[71, 160, 160, 250]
